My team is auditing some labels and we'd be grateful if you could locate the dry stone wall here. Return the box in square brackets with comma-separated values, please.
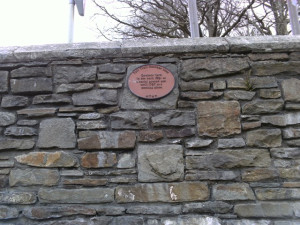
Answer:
[0, 36, 299, 225]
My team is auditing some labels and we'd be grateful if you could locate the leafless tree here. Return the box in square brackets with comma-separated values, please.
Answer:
[92, 0, 290, 40]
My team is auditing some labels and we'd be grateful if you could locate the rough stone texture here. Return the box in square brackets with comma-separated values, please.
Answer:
[185, 138, 213, 148]
[0, 112, 16, 126]
[252, 61, 300, 76]
[183, 201, 233, 214]
[242, 100, 284, 114]
[15, 151, 78, 167]
[117, 153, 136, 168]
[63, 178, 107, 186]
[116, 182, 209, 203]
[246, 129, 282, 148]
[11, 66, 50, 78]
[81, 152, 117, 168]
[180, 81, 210, 91]
[72, 89, 117, 106]
[1, 95, 29, 108]
[76, 120, 107, 130]
[23, 206, 96, 220]
[270, 148, 300, 159]
[139, 130, 164, 142]
[181, 57, 249, 80]
[98, 63, 126, 74]
[151, 110, 195, 127]
[111, 111, 149, 129]
[0, 138, 35, 150]
[38, 188, 114, 203]
[9, 169, 59, 186]
[283, 128, 300, 139]
[185, 170, 239, 181]
[56, 83, 94, 93]
[165, 128, 195, 138]
[17, 107, 57, 117]
[261, 113, 300, 126]
[218, 138, 245, 149]
[138, 145, 184, 182]
[282, 78, 300, 102]
[0, 71, 8, 93]
[0, 206, 19, 219]
[11, 78, 52, 94]
[78, 131, 136, 150]
[38, 118, 76, 148]
[4, 126, 37, 136]
[158, 216, 221, 225]
[197, 101, 241, 137]
[224, 220, 272, 225]
[0, 192, 36, 204]
[234, 202, 293, 218]
[181, 91, 223, 100]
[127, 205, 181, 215]
[53, 66, 97, 84]
[259, 88, 281, 99]
[242, 168, 278, 182]
[213, 183, 255, 200]
[224, 91, 255, 100]
[186, 149, 271, 169]
[79, 113, 103, 120]
[255, 188, 300, 200]
[33, 94, 71, 104]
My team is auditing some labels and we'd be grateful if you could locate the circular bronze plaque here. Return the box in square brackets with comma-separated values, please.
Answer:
[128, 65, 175, 99]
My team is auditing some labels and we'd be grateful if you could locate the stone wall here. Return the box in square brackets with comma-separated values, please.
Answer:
[0, 36, 299, 225]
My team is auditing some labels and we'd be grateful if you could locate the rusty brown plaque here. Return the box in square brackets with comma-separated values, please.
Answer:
[128, 65, 175, 99]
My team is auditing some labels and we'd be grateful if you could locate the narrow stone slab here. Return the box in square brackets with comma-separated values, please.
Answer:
[11, 78, 52, 94]
[270, 148, 300, 159]
[138, 131, 164, 142]
[78, 131, 136, 150]
[127, 205, 181, 215]
[37, 118, 76, 148]
[185, 170, 239, 181]
[234, 202, 293, 218]
[98, 63, 126, 74]
[9, 169, 59, 186]
[56, 83, 94, 93]
[185, 138, 213, 148]
[224, 91, 255, 100]
[197, 101, 241, 137]
[32, 94, 71, 104]
[180, 81, 210, 91]
[159, 216, 221, 225]
[242, 168, 278, 182]
[181, 57, 249, 80]
[15, 151, 78, 167]
[76, 120, 107, 130]
[23, 206, 96, 220]
[218, 138, 245, 149]
[17, 108, 57, 117]
[183, 201, 233, 214]
[0, 192, 36, 204]
[252, 61, 300, 76]
[0, 139, 35, 150]
[283, 128, 300, 139]
[213, 183, 255, 200]
[181, 91, 223, 100]
[255, 188, 300, 200]
[259, 88, 281, 99]
[4, 126, 37, 136]
[151, 110, 195, 127]
[81, 152, 117, 168]
[138, 145, 184, 182]
[72, 89, 118, 106]
[116, 182, 209, 203]
[242, 100, 284, 114]
[38, 188, 114, 203]
[11, 66, 50, 78]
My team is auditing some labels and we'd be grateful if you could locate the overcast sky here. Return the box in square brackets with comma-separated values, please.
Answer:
[0, 0, 102, 47]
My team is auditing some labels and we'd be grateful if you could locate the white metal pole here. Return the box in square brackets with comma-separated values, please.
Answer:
[287, 0, 300, 35]
[68, 0, 75, 43]
[188, 0, 200, 38]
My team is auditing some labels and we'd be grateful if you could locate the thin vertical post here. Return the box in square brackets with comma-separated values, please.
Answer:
[188, 0, 200, 38]
[287, 0, 300, 35]
[68, 0, 75, 43]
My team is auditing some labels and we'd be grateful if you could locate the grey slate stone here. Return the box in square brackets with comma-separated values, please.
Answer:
[0, 112, 16, 126]
[160, 216, 221, 225]
[151, 110, 195, 127]
[4, 126, 37, 136]
[224, 91, 255, 100]
[213, 183, 255, 200]
[246, 129, 282, 148]
[117, 153, 136, 169]
[224, 220, 272, 225]
[183, 201, 233, 214]
[0, 138, 35, 150]
[37, 118, 76, 148]
[185, 170, 239, 181]
[138, 145, 184, 182]
[242, 100, 284, 114]
[218, 138, 245, 149]
[56, 83, 94, 93]
[9, 169, 59, 186]
[11, 66, 50, 78]
[252, 61, 300, 76]
[38, 188, 114, 203]
[53, 66, 97, 84]
[111, 111, 149, 130]
[270, 148, 300, 159]
[33, 94, 71, 104]
[72, 89, 118, 106]
[185, 138, 213, 148]
[181, 57, 249, 81]
[180, 81, 210, 91]
[11, 78, 52, 94]
[1, 95, 29, 108]
[283, 128, 300, 139]
[282, 78, 300, 102]
[76, 120, 107, 130]
[0, 206, 19, 219]
[259, 88, 281, 99]
[0, 71, 8, 93]
[98, 63, 127, 74]
[79, 113, 103, 120]
[127, 205, 181, 215]
[0, 192, 36, 204]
